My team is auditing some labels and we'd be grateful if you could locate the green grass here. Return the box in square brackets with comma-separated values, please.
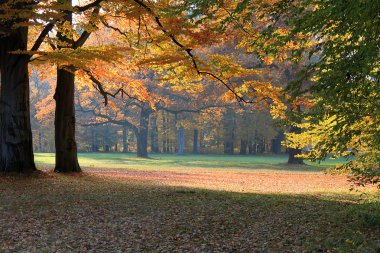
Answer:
[35, 152, 347, 173]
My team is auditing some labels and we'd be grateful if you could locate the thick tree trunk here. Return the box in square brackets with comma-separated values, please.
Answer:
[287, 126, 304, 165]
[192, 129, 199, 154]
[54, 0, 81, 172]
[136, 108, 149, 158]
[177, 126, 184, 155]
[0, 26, 36, 173]
[54, 67, 81, 172]
[122, 125, 129, 153]
[288, 148, 304, 164]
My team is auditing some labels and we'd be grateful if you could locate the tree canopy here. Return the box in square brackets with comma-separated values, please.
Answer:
[0, 0, 379, 187]
[235, 0, 380, 187]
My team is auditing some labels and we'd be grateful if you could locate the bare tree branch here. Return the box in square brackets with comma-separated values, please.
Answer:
[73, 7, 100, 49]
[83, 69, 145, 106]
[29, 21, 57, 54]
[74, 0, 103, 12]
[132, 0, 260, 104]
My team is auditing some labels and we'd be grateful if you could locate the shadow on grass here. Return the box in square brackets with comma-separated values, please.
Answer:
[35, 153, 332, 172]
[0, 173, 379, 252]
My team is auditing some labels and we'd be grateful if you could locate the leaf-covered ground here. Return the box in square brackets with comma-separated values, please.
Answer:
[0, 154, 379, 252]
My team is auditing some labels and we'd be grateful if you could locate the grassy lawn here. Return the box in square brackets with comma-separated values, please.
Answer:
[35, 152, 347, 173]
[1, 153, 379, 252]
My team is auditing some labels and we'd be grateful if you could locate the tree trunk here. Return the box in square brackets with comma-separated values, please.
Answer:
[54, 67, 81, 172]
[224, 141, 234, 154]
[240, 139, 247, 155]
[91, 129, 98, 152]
[177, 126, 184, 155]
[258, 139, 265, 153]
[287, 126, 304, 165]
[199, 131, 205, 154]
[288, 148, 304, 164]
[136, 107, 149, 158]
[38, 131, 43, 152]
[162, 111, 168, 153]
[122, 125, 129, 153]
[192, 129, 199, 154]
[223, 108, 235, 155]
[248, 140, 253, 155]
[0, 26, 36, 173]
[150, 115, 159, 153]
[54, 0, 81, 172]
[272, 138, 281, 154]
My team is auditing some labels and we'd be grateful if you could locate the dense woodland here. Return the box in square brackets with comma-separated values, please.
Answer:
[30, 67, 282, 156]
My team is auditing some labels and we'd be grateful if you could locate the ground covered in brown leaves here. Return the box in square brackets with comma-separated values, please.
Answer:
[0, 164, 379, 252]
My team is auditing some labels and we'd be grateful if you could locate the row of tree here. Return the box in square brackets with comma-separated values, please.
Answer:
[0, 0, 283, 173]
[1, 0, 378, 187]
[31, 73, 284, 156]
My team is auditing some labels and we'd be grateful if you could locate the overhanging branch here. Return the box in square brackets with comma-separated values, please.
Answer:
[83, 69, 145, 106]
[132, 0, 259, 104]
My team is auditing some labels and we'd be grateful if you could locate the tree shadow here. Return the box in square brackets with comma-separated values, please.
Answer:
[0, 174, 379, 252]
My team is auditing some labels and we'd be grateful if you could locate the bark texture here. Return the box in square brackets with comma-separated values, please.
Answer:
[0, 26, 36, 173]
[54, 0, 81, 172]
[54, 67, 81, 172]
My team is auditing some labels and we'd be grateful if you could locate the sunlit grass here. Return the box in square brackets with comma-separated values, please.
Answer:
[35, 152, 347, 173]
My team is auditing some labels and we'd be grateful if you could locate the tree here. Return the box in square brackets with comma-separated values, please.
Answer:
[45, 0, 241, 167]
[1, 0, 292, 173]
[0, 1, 36, 172]
[53, 0, 100, 172]
[77, 65, 225, 157]
[249, 0, 380, 186]
[0, 0, 102, 173]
